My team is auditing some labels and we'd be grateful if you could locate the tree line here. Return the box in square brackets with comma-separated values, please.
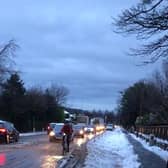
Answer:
[116, 61, 168, 127]
[0, 41, 68, 132]
[0, 73, 68, 132]
[113, 0, 168, 127]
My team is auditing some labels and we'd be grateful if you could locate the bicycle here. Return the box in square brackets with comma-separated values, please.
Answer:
[62, 133, 69, 155]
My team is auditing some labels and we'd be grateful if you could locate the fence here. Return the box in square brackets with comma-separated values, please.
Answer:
[135, 125, 168, 140]
[133, 125, 168, 151]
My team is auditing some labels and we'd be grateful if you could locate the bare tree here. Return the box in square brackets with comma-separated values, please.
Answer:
[151, 65, 168, 123]
[114, 0, 168, 63]
[47, 85, 69, 106]
[0, 40, 18, 83]
[152, 70, 165, 95]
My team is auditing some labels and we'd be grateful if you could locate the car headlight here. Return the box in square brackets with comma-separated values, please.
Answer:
[96, 126, 99, 131]
[90, 128, 94, 132]
[84, 127, 87, 131]
[79, 130, 84, 134]
[49, 131, 55, 136]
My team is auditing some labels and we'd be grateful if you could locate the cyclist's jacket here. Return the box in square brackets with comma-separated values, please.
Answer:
[61, 124, 73, 135]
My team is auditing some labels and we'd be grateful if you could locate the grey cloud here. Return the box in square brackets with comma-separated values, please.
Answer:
[0, 0, 159, 110]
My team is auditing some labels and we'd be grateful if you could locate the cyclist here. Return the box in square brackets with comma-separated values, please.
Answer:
[61, 120, 73, 152]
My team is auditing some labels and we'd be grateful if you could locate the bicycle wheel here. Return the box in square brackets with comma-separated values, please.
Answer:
[62, 135, 67, 155]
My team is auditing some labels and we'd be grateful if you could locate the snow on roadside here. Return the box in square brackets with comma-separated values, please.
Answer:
[130, 133, 168, 162]
[20, 131, 46, 137]
[138, 132, 168, 145]
[84, 128, 140, 168]
[156, 137, 168, 145]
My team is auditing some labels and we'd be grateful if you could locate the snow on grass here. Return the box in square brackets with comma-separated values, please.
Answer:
[20, 131, 46, 137]
[155, 137, 168, 145]
[138, 132, 168, 145]
[131, 133, 168, 161]
[84, 128, 140, 168]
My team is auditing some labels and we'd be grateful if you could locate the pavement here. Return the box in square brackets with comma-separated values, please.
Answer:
[127, 134, 167, 168]
[58, 131, 167, 168]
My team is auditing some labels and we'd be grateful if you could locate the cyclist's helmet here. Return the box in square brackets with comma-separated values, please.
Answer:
[64, 119, 70, 124]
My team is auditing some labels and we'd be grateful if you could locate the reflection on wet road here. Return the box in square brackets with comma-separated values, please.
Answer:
[41, 155, 63, 168]
[0, 133, 96, 168]
[74, 134, 95, 147]
[0, 153, 6, 166]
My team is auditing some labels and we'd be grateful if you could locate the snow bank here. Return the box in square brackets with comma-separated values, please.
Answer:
[156, 137, 168, 145]
[138, 132, 168, 145]
[131, 134, 168, 162]
[84, 128, 140, 168]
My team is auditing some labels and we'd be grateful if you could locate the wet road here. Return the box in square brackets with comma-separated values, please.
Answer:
[0, 133, 95, 168]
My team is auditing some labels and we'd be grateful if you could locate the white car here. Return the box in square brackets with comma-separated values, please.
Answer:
[106, 124, 114, 131]
[49, 123, 64, 142]
[84, 125, 95, 134]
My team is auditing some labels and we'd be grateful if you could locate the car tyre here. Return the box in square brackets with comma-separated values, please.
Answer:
[6, 135, 10, 144]
[49, 138, 53, 142]
[15, 136, 18, 142]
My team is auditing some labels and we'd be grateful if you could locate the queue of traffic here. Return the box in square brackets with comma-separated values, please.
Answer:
[47, 122, 113, 142]
[0, 118, 114, 144]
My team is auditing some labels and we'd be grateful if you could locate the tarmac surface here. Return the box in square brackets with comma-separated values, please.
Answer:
[127, 134, 167, 168]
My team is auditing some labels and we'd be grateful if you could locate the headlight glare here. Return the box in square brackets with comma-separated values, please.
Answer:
[49, 131, 55, 136]
[79, 130, 84, 134]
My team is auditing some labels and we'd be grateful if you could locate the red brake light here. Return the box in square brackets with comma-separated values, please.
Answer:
[0, 129, 6, 133]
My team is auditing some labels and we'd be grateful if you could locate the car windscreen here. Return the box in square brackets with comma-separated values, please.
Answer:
[0, 123, 4, 128]
[54, 125, 63, 132]
[50, 123, 56, 129]
[74, 125, 83, 130]
[87, 125, 94, 128]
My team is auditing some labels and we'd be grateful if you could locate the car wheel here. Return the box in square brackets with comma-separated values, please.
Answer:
[15, 136, 18, 142]
[49, 138, 53, 142]
[6, 135, 10, 144]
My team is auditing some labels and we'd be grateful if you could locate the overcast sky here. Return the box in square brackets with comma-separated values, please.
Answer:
[0, 0, 161, 110]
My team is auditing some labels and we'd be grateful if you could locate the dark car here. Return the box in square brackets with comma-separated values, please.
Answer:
[0, 120, 19, 144]
[47, 122, 57, 134]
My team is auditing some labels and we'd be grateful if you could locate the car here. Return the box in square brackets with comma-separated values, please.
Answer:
[73, 124, 85, 138]
[95, 124, 105, 132]
[48, 123, 64, 142]
[84, 125, 95, 134]
[106, 124, 114, 131]
[0, 120, 20, 144]
[47, 122, 57, 134]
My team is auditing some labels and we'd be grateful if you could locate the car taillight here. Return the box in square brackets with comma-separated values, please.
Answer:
[47, 126, 50, 130]
[0, 129, 6, 133]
